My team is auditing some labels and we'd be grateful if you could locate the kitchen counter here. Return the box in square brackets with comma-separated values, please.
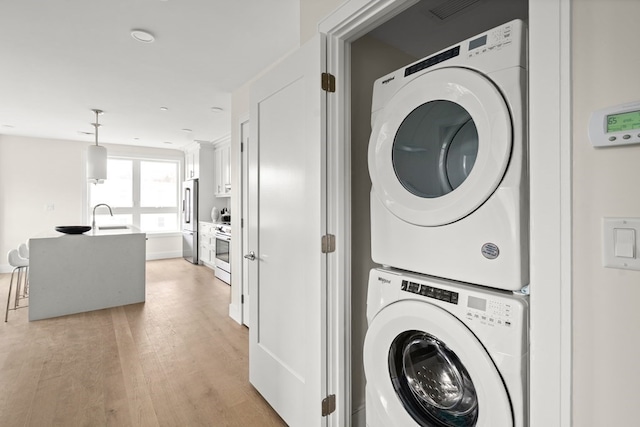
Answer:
[34, 225, 143, 238]
[28, 227, 146, 321]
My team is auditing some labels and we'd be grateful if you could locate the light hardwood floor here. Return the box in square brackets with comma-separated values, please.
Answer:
[0, 258, 286, 426]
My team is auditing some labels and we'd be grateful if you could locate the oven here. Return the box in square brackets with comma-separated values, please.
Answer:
[214, 225, 231, 284]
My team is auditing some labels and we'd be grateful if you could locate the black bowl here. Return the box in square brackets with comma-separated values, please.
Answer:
[55, 226, 92, 234]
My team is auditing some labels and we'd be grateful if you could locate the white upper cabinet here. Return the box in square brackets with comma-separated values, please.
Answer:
[214, 140, 231, 197]
[184, 143, 201, 179]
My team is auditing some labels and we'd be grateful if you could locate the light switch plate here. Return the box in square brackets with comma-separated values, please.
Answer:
[602, 217, 640, 270]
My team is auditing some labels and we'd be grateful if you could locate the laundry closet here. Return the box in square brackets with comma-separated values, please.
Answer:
[349, 0, 528, 424]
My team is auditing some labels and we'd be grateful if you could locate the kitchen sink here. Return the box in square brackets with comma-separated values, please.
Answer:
[98, 225, 129, 230]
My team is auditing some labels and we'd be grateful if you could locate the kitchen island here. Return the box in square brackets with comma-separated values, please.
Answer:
[28, 227, 146, 321]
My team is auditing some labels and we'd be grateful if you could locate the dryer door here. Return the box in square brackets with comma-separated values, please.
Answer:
[369, 67, 512, 226]
[364, 300, 513, 426]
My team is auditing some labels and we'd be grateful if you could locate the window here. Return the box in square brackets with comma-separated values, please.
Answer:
[89, 157, 180, 233]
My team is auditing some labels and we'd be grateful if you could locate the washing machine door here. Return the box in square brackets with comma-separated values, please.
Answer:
[364, 300, 513, 426]
[369, 67, 512, 226]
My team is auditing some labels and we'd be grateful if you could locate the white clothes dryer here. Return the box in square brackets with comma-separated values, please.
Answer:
[369, 20, 528, 291]
[364, 268, 528, 427]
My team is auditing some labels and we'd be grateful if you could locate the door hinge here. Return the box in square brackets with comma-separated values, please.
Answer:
[241, 294, 244, 304]
[321, 234, 336, 254]
[241, 218, 244, 228]
[321, 72, 336, 93]
[241, 142, 244, 153]
[321, 394, 336, 416]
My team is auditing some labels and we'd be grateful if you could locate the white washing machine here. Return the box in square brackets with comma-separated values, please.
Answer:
[364, 268, 528, 426]
[369, 20, 528, 291]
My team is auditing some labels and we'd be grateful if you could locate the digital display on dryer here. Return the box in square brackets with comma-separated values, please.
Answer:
[469, 34, 487, 50]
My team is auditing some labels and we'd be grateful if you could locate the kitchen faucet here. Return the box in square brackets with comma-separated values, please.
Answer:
[92, 203, 113, 230]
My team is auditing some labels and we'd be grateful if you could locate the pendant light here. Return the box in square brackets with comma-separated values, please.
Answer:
[87, 109, 107, 184]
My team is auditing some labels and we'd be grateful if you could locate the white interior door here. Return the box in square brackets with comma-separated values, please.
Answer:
[248, 34, 328, 427]
[240, 118, 250, 327]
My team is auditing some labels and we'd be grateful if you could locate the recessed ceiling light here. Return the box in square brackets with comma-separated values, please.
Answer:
[133, 137, 140, 140]
[78, 131, 94, 135]
[181, 128, 193, 132]
[2, 124, 15, 128]
[163, 141, 173, 145]
[160, 106, 169, 111]
[211, 107, 223, 113]
[131, 29, 155, 43]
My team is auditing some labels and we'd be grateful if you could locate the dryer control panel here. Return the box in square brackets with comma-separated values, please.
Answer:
[466, 21, 515, 58]
[402, 21, 518, 78]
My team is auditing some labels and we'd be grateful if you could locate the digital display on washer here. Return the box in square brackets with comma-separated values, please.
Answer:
[404, 46, 460, 77]
[467, 295, 487, 311]
[469, 34, 487, 50]
[401, 280, 459, 304]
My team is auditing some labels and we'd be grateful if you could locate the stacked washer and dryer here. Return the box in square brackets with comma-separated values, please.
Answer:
[363, 20, 529, 426]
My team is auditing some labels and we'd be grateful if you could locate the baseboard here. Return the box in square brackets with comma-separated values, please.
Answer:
[352, 403, 366, 427]
[0, 254, 196, 273]
[146, 251, 182, 261]
[228, 303, 242, 325]
[200, 261, 215, 270]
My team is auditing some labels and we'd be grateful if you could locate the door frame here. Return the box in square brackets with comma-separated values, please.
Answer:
[239, 113, 250, 326]
[229, 112, 250, 325]
[319, 0, 572, 426]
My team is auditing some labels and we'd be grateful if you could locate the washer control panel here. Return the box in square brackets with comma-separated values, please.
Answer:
[401, 280, 459, 304]
[465, 295, 514, 328]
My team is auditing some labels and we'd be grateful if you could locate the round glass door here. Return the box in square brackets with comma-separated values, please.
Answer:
[368, 67, 512, 226]
[363, 299, 515, 426]
[388, 330, 479, 426]
[393, 100, 479, 199]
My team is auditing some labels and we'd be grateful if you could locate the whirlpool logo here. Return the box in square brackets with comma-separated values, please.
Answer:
[381, 76, 395, 85]
[377, 276, 391, 284]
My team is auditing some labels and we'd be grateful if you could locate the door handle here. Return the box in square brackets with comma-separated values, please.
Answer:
[244, 251, 256, 261]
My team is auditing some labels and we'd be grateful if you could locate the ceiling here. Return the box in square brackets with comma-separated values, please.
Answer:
[0, 0, 299, 149]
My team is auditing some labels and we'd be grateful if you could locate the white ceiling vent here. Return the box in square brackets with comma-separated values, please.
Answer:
[429, 0, 480, 20]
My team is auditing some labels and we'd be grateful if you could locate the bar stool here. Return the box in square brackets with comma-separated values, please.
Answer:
[5, 249, 29, 322]
[18, 242, 29, 297]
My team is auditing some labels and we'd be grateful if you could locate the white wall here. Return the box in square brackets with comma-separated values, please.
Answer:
[0, 134, 85, 269]
[572, 1, 640, 425]
[0, 134, 184, 271]
[300, 0, 345, 44]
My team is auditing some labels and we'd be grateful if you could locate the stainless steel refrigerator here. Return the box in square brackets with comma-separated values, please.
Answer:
[182, 179, 198, 263]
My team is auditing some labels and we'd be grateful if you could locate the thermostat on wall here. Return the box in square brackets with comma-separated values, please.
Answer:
[588, 100, 640, 147]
